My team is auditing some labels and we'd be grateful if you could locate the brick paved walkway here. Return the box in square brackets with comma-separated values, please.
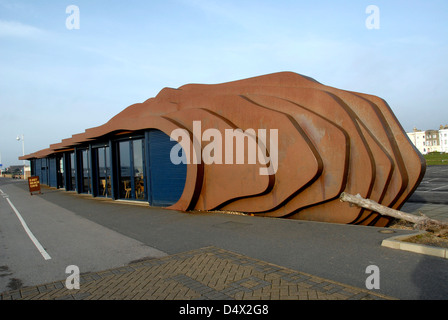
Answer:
[0, 247, 394, 300]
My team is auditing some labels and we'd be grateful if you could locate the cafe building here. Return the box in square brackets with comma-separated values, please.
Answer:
[20, 72, 425, 227]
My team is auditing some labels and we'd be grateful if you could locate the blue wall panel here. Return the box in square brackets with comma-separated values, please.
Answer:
[48, 157, 58, 188]
[35, 158, 42, 182]
[40, 158, 48, 185]
[148, 130, 186, 206]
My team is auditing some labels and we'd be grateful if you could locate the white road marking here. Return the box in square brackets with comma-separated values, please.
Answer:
[415, 191, 448, 194]
[429, 185, 448, 192]
[422, 178, 440, 183]
[0, 189, 51, 260]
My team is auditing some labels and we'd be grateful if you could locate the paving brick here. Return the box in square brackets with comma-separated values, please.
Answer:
[0, 246, 395, 301]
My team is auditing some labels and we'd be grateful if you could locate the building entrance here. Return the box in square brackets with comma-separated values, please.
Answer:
[117, 138, 146, 200]
[92, 145, 111, 197]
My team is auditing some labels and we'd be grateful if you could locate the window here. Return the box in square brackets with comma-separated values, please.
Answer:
[76, 149, 91, 194]
[133, 139, 145, 200]
[117, 138, 146, 200]
[59, 157, 64, 189]
[119, 141, 131, 199]
[93, 146, 111, 197]
[82, 150, 90, 193]
[70, 152, 76, 191]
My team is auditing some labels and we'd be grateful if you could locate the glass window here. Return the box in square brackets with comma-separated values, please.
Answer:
[117, 138, 146, 200]
[81, 149, 91, 193]
[133, 139, 145, 200]
[59, 157, 64, 189]
[70, 152, 76, 191]
[105, 147, 111, 196]
[119, 141, 131, 199]
[96, 146, 111, 197]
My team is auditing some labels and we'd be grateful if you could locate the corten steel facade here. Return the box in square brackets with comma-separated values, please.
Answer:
[20, 72, 426, 227]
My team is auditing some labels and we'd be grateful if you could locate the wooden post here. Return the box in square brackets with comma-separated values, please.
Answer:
[339, 192, 448, 232]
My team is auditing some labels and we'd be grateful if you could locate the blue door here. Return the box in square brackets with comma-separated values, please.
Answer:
[35, 159, 42, 182]
[48, 157, 58, 188]
[40, 158, 48, 185]
[148, 130, 186, 206]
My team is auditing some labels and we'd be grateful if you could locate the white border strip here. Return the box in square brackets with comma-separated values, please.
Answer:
[382, 232, 447, 259]
[5, 197, 52, 260]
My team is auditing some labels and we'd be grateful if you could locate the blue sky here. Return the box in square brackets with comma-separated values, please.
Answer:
[1, 0, 447, 167]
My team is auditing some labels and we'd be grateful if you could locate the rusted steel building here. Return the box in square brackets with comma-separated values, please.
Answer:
[20, 72, 426, 227]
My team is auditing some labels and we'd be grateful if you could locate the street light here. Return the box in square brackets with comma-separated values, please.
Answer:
[16, 134, 25, 178]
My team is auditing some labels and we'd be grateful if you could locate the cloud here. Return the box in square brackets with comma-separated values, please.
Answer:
[0, 20, 45, 38]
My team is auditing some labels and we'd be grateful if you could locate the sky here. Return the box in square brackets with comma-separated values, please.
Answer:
[1, 0, 447, 168]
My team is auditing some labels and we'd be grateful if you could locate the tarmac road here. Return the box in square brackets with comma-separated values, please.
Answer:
[0, 178, 167, 294]
[1, 175, 448, 300]
[408, 165, 448, 204]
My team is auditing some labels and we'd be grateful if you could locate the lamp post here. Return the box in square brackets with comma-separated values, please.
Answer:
[16, 134, 25, 178]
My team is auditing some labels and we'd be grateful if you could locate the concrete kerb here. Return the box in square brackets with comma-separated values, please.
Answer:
[381, 232, 448, 259]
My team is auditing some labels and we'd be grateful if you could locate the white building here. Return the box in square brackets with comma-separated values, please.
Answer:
[440, 125, 448, 153]
[425, 129, 441, 153]
[407, 125, 448, 154]
[407, 128, 427, 154]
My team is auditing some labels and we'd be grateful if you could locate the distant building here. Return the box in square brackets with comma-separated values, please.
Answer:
[440, 125, 448, 153]
[1, 165, 31, 179]
[407, 128, 427, 154]
[425, 129, 441, 153]
[407, 125, 448, 154]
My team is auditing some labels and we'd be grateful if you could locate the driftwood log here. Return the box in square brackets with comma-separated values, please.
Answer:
[340, 192, 448, 234]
